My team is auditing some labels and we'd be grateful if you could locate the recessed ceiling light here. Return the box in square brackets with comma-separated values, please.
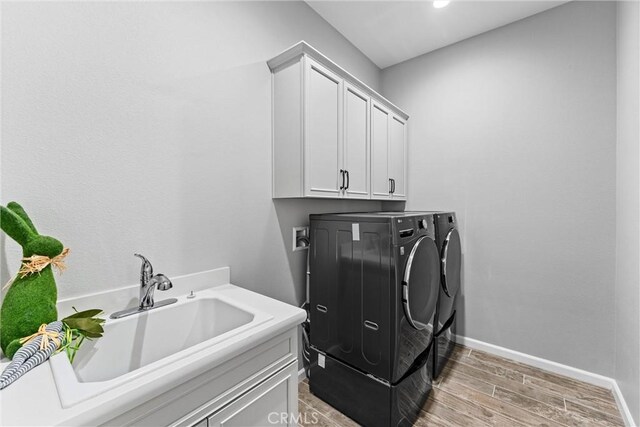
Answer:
[433, 0, 450, 8]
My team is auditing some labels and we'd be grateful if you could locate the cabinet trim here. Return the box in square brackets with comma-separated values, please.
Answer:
[268, 41, 408, 121]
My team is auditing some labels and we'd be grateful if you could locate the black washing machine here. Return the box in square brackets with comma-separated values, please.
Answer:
[308, 212, 440, 427]
[431, 212, 462, 378]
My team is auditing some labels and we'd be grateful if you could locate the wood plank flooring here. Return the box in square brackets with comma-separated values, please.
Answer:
[298, 345, 624, 426]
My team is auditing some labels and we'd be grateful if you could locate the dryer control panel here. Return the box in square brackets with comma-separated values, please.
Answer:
[393, 214, 435, 245]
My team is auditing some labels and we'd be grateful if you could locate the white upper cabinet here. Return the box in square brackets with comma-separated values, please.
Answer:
[389, 114, 407, 199]
[371, 102, 407, 200]
[269, 41, 408, 200]
[304, 59, 343, 198]
[343, 83, 370, 199]
[371, 102, 390, 199]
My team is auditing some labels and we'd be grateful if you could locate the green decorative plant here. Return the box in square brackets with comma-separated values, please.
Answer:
[59, 308, 106, 363]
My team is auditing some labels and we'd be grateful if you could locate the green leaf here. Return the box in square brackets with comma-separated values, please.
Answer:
[63, 309, 103, 320]
[64, 317, 104, 332]
[60, 309, 106, 364]
[82, 331, 103, 339]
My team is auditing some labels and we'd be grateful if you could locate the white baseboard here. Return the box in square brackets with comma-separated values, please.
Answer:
[456, 334, 636, 427]
[455, 335, 613, 387]
[298, 367, 307, 382]
[611, 379, 637, 427]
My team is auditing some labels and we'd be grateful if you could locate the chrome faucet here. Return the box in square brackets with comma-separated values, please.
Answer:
[135, 253, 173, 309]
[110, 254, 177, 319]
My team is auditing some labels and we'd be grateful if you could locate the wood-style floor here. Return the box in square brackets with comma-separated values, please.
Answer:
[298, 345, 624, 426]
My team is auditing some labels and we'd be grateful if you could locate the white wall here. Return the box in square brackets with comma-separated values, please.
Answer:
[0, 1, 383, 308]
[381, 2, 617, 375]
[615, 1, 640, 424]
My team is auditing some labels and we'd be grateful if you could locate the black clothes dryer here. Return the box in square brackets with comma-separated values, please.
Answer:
[308, 212, 440, 427]
[431, 212, 462, 379]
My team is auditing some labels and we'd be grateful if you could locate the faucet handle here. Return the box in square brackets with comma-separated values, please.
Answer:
[150, 274, 173, 291]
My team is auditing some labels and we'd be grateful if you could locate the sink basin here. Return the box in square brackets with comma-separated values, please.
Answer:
[50, 289, 272, 408]
[72, 298, 254, 382]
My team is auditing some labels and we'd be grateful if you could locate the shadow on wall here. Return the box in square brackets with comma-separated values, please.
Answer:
[457, 252, 466, 338]
[381, 201, 406, 212]
[273, 198, 385, 306]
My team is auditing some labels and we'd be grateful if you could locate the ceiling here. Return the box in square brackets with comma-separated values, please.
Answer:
[306, 1, 568, 69]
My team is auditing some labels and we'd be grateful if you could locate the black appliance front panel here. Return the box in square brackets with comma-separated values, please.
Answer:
[392, 236, 438, 382]
[441, 228, 461, 298]
[436, 228, 461, 332]
[434, 311, 456, 378]
[432, 212, 461, 379]
[309, 346, 432, 427]
[434, 213, 461, 334]
[403, 235, 439, 330]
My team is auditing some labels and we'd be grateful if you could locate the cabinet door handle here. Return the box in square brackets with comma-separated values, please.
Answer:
[339, 170, 345, 190]
[389, 178, 393, 194]
[345, 170, 350, 190]
[392, 178, 396, 194]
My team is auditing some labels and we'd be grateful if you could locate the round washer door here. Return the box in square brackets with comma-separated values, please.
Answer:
[441, 228, 461, 298]
[402, 235, 440, 330]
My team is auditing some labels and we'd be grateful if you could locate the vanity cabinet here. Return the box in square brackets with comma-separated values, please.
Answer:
[269, 41, 407, 200]
[371, 101, 407, 200]
[103, 328, 300, 427]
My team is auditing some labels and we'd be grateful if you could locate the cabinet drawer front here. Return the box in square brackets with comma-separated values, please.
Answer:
[208, 361, 298, 427]
[304, 58, 342, 197]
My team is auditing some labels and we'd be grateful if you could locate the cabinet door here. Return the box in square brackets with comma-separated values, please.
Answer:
[370, 102, 391, 199]
[343, 83, 370, 199]
[208, 362, 298, 427]
[304, 58, 342, 198]
[389, 115, 407, 199]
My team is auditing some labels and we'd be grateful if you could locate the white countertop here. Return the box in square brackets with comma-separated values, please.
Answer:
[0, 268, 305, 426]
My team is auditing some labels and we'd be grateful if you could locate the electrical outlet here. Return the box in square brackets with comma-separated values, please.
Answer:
[293, 226, 309, 252]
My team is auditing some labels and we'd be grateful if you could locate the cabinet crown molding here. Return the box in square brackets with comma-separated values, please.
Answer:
[268, 40, 409, 121]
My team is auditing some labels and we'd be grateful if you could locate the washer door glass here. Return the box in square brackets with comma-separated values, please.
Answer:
[441, 228, 461, 297]
[402, 236, 440, 330]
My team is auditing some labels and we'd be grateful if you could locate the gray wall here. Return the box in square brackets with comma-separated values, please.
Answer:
[381, 2, 617, 376]
[615, 1, 640, 424]
[0, 1, 383, 308]
[1, 0, 631, 394]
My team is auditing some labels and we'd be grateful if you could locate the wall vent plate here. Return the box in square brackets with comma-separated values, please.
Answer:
[293, 226, 310, 252]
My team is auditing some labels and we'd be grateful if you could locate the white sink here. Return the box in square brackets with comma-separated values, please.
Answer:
[50, 290, 272, 408]
[73, 298, 255, 382]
